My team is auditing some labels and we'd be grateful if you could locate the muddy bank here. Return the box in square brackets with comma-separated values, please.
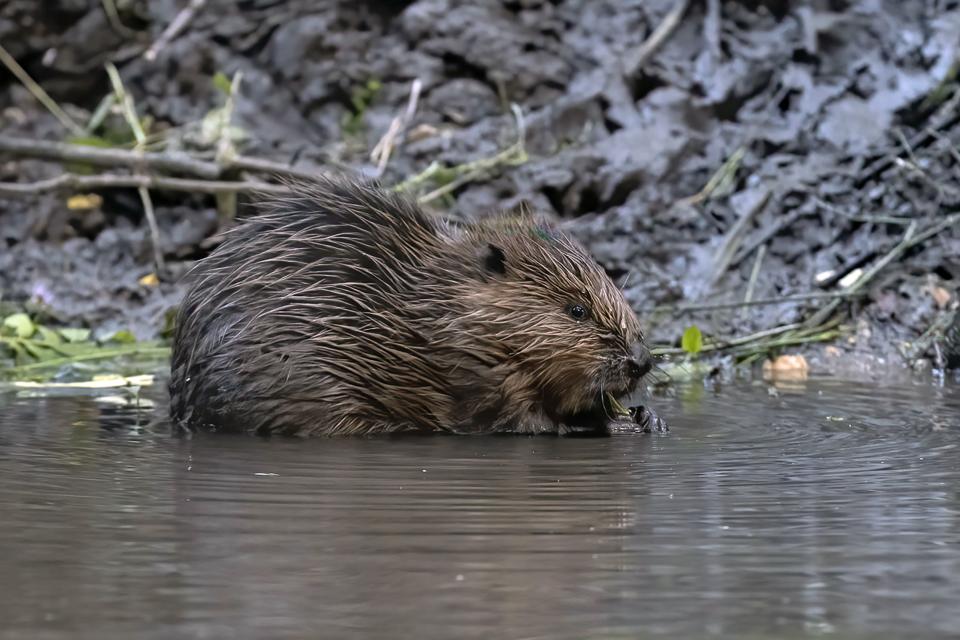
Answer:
[1, 0, 959, 372]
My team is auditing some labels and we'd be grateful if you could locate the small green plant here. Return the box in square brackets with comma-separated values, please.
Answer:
[342, 79, 382, 137]
[212, 71, 233, 95]
[681, 325, 703, 355]
[0, 312, 168, 380]
[197, 71, 246, 150]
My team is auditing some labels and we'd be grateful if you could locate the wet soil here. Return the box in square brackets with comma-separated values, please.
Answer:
[1, 0, 959, 366]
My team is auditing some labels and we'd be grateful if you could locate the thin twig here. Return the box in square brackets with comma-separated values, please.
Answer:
[675, 146, 745, 207]
[648, 290, 864, 314]
[904, 310, 956, 363]
[740, 244, 766, 323]
[106, 62, 166, 272]
[729, 205, 811, 269]
[395, 104, 528, 203]
[0, 173, 289, 196]
[85, 93, 117, 133]
[211, 72, 244, 222]
[419, 167, 484, 204]
[393, 161, 442, 193]
[106, 65, 146, 144]
[812, 196, 916, 226]
[370, 78, 422, 176]
[623, 0, 690, 78]
[0, 134, 332, 182]
[709, 187, 771, 287]
[801, 213, 960, 330]
[856, 90, 960, 187]
[144, 0, 207, 62]
[728, 330, 841, 355]
[718, 322, 805, 347]
[228, 156, 329, 181]
[0, 135, 221, 178]
[652, 322, 804, 356]
[893, 157, 960, 200]
[0, 43, 84, 136]
[704, 0, 722, 61]
[137, 185, 164, 270]
[654, 319, 843, 358]
[918, 56, 960, 113]
[894, 128, 922, 167]
[214, 71, 243, 166]
[802, 221, 917, 329]
[925, 126, 960, 169]
[100, 0, 138, 38]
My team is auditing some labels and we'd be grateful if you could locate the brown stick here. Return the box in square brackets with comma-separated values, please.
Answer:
[0, 173, 291, 196]
[0, 134, 335, 181]
[0, 45, 85, 136]
[144, 0, 208, 62]
[370, 78, 422, 176]
[227, 155, 329, 182]
[623, 0, 690, 78]
[0, 135, 221, 178]
[801, 212, 960, 330]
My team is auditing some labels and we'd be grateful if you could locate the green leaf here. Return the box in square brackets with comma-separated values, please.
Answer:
[34, 325, 63, 345]
[58, 328, 92, 343]
[3, 313, 35, 339]
[64, 135, 118, 174]
[65, 135, 114, 148]
[105, 329, 137, 344]
[5, 339, 27, 364]
[18, 339, 52, 361]
[212, 71, 232, 95]
[681, 325, 703, 355]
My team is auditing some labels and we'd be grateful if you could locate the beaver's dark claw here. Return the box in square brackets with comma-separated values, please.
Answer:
[630, 405, 668, 433]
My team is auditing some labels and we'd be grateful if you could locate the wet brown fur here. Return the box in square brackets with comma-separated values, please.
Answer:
[168, 179, 651, 436]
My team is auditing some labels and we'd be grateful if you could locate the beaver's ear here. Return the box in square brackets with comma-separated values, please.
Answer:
[482, 243, 507, 276]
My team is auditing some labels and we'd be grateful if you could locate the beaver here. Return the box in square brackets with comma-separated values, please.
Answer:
[168, 179, 660, 436]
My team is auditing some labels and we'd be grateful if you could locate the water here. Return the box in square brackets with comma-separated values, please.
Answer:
[0, 378, 958, 639]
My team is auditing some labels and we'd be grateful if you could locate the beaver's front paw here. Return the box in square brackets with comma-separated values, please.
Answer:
[636, 405, 668, 433]
[608, 405, 668, 434]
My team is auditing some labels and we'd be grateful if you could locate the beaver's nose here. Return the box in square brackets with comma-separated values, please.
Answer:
[625, 344, 652, 380]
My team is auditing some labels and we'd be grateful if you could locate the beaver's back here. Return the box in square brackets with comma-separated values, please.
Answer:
[169, 180, 459, 435]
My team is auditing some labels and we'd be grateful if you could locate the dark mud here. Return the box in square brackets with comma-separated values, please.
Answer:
[2, 1, 959, 370]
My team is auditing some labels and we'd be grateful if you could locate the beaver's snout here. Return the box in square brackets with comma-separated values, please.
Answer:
[625, 344, 652, 380]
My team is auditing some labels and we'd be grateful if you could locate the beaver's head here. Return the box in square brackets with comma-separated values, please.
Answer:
[451, 218, 651, 433]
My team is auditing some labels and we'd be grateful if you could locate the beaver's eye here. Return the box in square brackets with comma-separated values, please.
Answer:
[567, 303, 590, 321]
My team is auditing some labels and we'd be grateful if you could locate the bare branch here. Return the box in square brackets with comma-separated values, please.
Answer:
[0, 173, 290, 196]
[0, 44, 84, 136]
[0, 135, 221, 178]
[371, 79, 422, 176]
[144, 0, 208, 62]
[0, 134, 335, 182]
[623, 0, 690, 78]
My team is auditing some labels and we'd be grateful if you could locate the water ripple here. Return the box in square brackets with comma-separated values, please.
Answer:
[0, 377, 958, 639]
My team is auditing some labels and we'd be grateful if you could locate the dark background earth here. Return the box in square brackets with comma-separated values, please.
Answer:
[2, 0, 959, 374]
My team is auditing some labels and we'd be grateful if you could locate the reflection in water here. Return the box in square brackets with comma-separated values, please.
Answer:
[0, 379, 958, 639]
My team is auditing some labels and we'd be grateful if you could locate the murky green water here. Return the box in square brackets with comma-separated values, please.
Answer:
[0, 378, 958, 639]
